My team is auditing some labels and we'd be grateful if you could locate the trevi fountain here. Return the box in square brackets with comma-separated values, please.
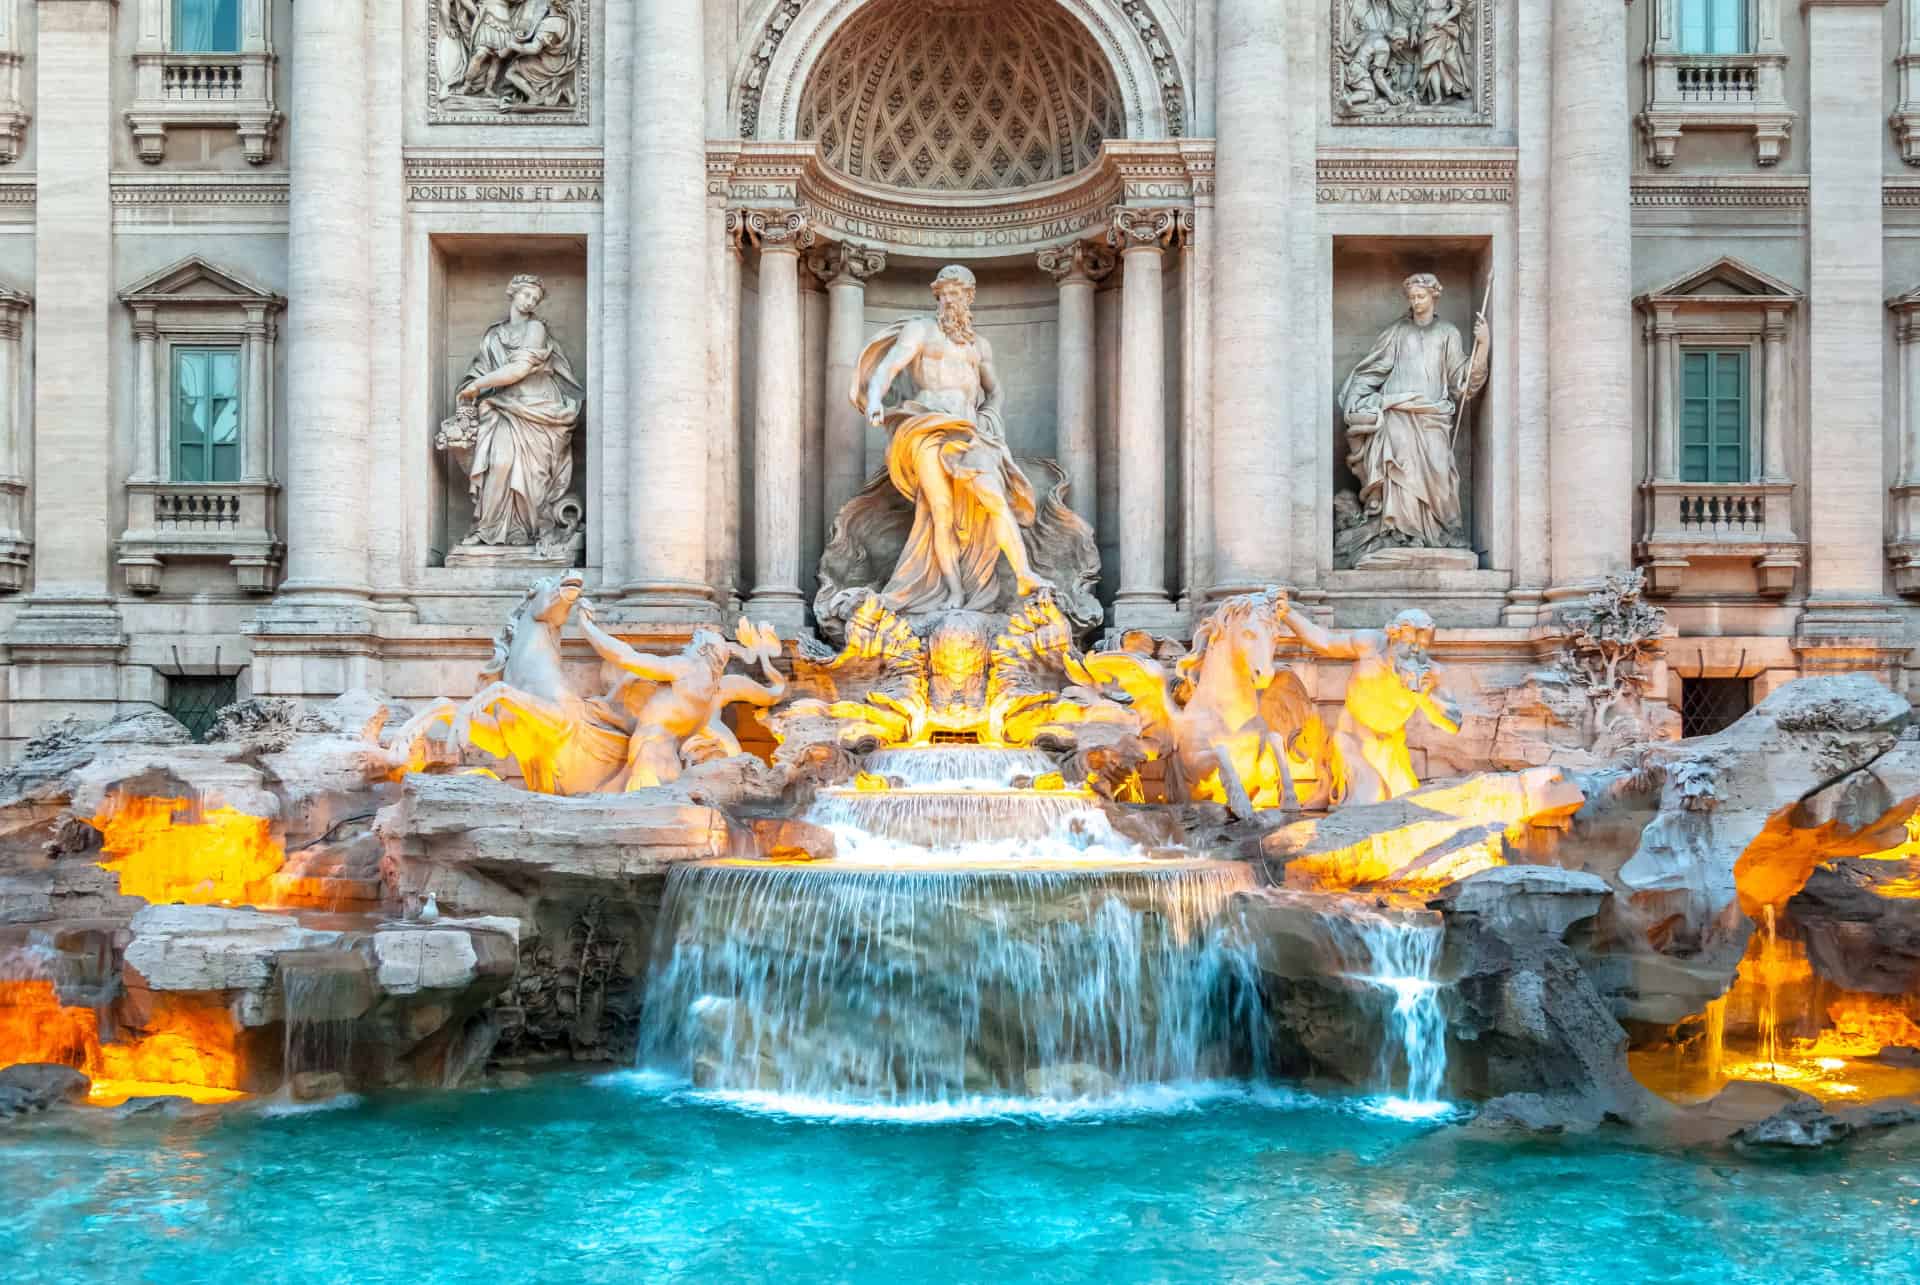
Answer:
[4, 2, 1920, 1281]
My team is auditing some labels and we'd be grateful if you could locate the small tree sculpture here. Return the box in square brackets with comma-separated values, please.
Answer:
[1556, 569, 1668, 735]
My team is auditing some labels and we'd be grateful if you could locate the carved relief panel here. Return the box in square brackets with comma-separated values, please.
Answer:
[1330, 0, 1492, 127]
[428, 0, 590, 125]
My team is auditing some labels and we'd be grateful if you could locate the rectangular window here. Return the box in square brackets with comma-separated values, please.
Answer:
[1681, 676, 1751, 738]
[1678, 0, 1747, 54]
[165, 673, 238, 742]
[172, 347, 242, 483]
[173, 0, 242, 54]
[1679, 348, 1749, 484]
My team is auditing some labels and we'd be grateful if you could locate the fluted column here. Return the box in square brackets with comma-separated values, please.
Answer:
[243, 307, 271, 484]
[625, 0, 713, 617]
[1546, 0, 1635, 595]
[706, 208, 744, 607]
[809, 242, 887, 543]
[1110, 208, 1177, 626]
[1210, 0, 1290, 597]
[0, 289, 28, 590]
[278, 0, 370, 601]
[1037, 241, 1113, 533]
[745, 211, 814, 634]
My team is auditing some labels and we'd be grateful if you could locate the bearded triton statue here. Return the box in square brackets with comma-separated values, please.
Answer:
[1337, 271, 1488, 568]
[814, 265, 1101, 640]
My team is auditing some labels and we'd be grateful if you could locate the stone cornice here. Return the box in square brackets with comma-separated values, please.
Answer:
[1315, 148, 1515, 204]
[403, 150, 604, 204]
[1630, 174, 1809, 208]
[712, 139, 1205, 259]
[110, 172, 289, 206]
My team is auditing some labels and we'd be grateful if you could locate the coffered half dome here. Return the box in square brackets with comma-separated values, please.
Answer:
[796, 0, 1127, 193]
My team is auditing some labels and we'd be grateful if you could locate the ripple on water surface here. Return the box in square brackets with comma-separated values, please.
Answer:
[1, 1075, 1916, 1284]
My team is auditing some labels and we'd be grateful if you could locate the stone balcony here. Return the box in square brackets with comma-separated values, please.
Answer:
[126, 50, 280, 165]
[1638, 52, 1793, 167]
[1637, 481, 1803, 598]
[117, 480, 281, 594]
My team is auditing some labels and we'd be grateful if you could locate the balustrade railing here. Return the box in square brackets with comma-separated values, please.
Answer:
[156, 491, 242, 531]
[1676, 60, 1757, 105]
[1677, 490, 1765, 533]
[162, 61, 244, 102]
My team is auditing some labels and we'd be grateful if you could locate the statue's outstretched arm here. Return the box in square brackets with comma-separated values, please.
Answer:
[579, 606, 684, 683]
[1278, 605, 1361, 660]
[977, 336, 1004, 417]
[1417, 683, 1463, 735]
[860, 327, 922, 421]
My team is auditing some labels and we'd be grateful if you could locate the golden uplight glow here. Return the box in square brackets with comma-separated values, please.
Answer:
[0, 980, 246, 1106]
[92, 796, 284, 906]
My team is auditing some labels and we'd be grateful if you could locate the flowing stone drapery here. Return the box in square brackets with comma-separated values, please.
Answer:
[278, 0, 370, 602]
[813, 243, 887, 543]
[1037, 241, 1112, 535]
[1111, 208, 1177, 626]
[745, 211, 814, 635]
[626, 0, 713, 618]
[1546, 0, 1634, 596]
[1210, 0, 1290, 598]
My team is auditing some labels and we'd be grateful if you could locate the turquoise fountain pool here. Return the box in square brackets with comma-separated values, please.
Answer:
[2, 1074, 1916, 1284]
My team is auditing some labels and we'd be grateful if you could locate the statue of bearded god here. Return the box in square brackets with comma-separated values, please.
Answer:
[814, 264, 1102, 640]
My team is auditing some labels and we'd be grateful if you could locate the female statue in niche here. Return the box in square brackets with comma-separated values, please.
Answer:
[447, 273, 583, 555]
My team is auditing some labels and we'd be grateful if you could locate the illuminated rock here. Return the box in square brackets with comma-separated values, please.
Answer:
[1433, 866, 1611, 941]
[123, 905, 332, 1001]
[1790, 860, 1920, 995]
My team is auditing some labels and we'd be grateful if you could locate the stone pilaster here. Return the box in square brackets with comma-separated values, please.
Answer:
[9, 1, 124, 715]
[1036, 240, 1113, 534]
[624, 0, 714, 619]
[0, 289, 29, 594]
[744, 211, 815, 635]
[809, 242, 886, 549]
[706, 199, 744, 608]
[1798, 0, 1899, 669]
[274, 0, 370, 605]
[1109, 208, 1178, 628]
[1209, 0, 1290, 598]
[1546, 0, 1635, 599]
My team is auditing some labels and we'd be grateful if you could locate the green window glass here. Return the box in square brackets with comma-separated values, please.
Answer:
[173, 0, 242, 54]
[172, 347, 242, 483]
[1679, 349, 1749, 484]
[1679, 0, 1746, 54]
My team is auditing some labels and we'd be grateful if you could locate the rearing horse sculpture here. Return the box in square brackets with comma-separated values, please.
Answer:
[452, 570, 631, 795]
[1084, 589, 1328, 817]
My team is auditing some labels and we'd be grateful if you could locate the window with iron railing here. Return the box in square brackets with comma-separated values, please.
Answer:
[1679, 0, 1748, 54]
[172, 0, 241, 54]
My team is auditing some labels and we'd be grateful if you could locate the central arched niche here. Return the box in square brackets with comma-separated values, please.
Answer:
[796, 0, 1127, 192]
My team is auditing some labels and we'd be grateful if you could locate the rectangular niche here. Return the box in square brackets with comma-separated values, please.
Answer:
[1330, 235, 1494, 571]
[427, 235, 589, 569]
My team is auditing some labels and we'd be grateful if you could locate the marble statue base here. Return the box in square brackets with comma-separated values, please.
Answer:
[1353, 546, 1479, 573]
[444, 536, 584, 571]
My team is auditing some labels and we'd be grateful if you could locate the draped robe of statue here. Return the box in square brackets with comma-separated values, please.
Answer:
[1340, 314, 1485, 551]
[464, 320, 582, 547]
[812, 320, 1101, 636]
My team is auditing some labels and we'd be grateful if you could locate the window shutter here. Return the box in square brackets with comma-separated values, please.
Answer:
[1679, 349, 1749, 485]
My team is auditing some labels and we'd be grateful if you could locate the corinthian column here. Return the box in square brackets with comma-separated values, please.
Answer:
[807, 242, 886, 547]
[1210, 0, 1290, 597]
[625, 0, 713, 618]
[1546, 0, 1634, 596]
[745, 211, 815, 635]
[1110, 208, 1178, 627]
[277, 0, 370, 603]
[1037, 240, 1113, 532]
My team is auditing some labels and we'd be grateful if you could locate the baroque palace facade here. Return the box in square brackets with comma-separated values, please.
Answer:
[1, 0, 1918, 753]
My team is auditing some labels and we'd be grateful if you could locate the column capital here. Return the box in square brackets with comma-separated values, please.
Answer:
[130, 304, 159, 339]
[805, 240, 886, 288]
[1036, 240, 1115, 286]
[733, 208, 816, 254]
[1107, 205, 1181, 252]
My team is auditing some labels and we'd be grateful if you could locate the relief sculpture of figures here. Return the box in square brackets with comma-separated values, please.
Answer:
[815, 265, 1101, 639]
[439, 274, 584, 562]
[1333, 0, 1480, 121]
[1276, 602, 1461, 808]
[1336, 271, 1488, 569]
[432, 0, 585, 119]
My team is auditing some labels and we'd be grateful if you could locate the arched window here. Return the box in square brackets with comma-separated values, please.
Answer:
[1679, 0, 1747, 54]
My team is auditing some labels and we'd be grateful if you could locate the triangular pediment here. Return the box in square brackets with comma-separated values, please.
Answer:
[1636, 256, 1801, 308]
[119, 256, 282, 307]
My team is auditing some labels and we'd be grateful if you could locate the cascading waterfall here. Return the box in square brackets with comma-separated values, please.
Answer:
[638, 860, 1266, 1105]
[278, 949, 367, 1085]
[1319, 903, 1447, 1107]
